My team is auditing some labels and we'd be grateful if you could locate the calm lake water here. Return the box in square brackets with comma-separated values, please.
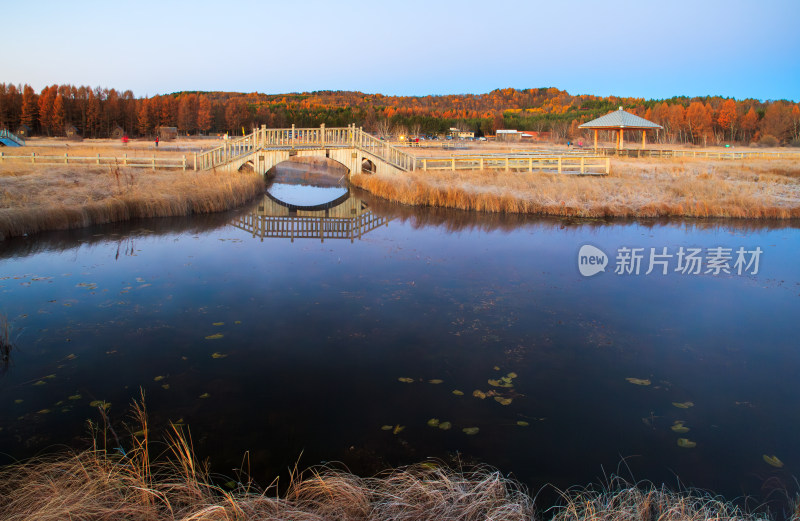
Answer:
[1, 162, 799, 513]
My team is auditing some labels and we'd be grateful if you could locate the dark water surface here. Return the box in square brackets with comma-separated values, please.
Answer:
[2, 165, 799, 513]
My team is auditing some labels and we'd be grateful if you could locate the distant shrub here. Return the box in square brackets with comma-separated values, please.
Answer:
[758, 134, 779, 147]
[790, 138, 800, 148]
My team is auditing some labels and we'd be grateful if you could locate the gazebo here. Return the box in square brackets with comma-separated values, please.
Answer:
[579, 107, 662, 151]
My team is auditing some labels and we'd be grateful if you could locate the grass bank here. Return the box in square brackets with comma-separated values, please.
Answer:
[0, 164, 265, 240]
[351, 158, 800, 219]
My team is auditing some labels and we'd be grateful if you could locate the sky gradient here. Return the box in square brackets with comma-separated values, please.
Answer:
[2, 0, 798, 101]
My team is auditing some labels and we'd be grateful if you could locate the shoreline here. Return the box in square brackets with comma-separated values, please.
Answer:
[350, 157, 800, 219]
[0, 165, 265, 241]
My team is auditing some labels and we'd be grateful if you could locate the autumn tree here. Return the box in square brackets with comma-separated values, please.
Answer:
[759, 101, 792, 143]
[716, 99, 738, 142]
[177, 94, 198, 134]
[52, 94, 65, 135]
[21, 85, 38, 131]
[224, 98, 249, 133]
[197, 95, 213, 134]
[37, 86, 57, 135]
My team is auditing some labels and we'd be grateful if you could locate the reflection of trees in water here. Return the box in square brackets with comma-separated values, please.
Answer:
[267, 158, 349, 189]
[355, 188, 799, 235]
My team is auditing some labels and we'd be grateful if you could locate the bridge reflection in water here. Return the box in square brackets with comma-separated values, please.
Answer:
[232, 192, 390, 243]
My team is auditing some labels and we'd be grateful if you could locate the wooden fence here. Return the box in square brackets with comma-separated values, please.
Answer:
[416, 155, 610, 175]
[0, 152, 189, 169]
[595, 148, 800, 159]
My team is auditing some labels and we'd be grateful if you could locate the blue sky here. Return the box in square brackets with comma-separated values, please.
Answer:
[2, 0, 798, 101]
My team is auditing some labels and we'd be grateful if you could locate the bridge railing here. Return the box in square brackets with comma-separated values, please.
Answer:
[354, 127, 416, 171]
[416, 155, 610, 175]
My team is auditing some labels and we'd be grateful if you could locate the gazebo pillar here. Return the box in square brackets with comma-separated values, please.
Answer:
[619, 129, 624, 150]
[642, 130, 646, 149]
[593, 129, 598, 151]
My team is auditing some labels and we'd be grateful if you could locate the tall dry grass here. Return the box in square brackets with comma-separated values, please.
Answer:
[0, 164, 265, 240]
[0, 408, 783, 521]
[351, 158, 800, 219]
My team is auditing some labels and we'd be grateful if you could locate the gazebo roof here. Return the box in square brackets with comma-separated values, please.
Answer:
[579, 108, 662, 130]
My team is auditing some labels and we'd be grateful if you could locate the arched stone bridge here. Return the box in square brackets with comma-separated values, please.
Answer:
[198, 124, 412, 178]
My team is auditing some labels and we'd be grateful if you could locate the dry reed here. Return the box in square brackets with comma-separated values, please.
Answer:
[0, 399, 785, 521]
[351, 158, 800, 219]
[0, 164, 265, 240]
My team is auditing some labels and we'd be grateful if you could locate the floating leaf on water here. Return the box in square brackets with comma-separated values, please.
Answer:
[213, 322, 225, 326]
[488, 379, 501, 387]
[677, 438, 696, 448]
[14, 399, 24, 404]
[55, 400, 64, 406]
[671, 421, 690, 433]
[501, 376, 513, 384]
[438, 422, 452, 430]
[472, 390, 487, 399]
[626, 378, 652, 386]
[493, 366, 500, 371]
[397, 377, 414, 383]
[65, 354, 77, 360]
[393, 425, 405, 434]
[161, 384, 170, 390]
[672, 401, 694, 409]
[507, 372, 518, 379]
[516, 421, 530, 427]
[89, 400, 111, 410]
[234, 321, 242, 325]
[68, 394, 82, 400]
[452, 390, 464, 396]
[211, 352, 227, 359]
[44, 374, 56, 380]
[154, 376, 165, 381]
[205, 334, 224, 340]
[427, 418, 440, 427]
[198, 393, 210, 399]
[33, 380, 46, 386]
[37, 409, 51, 414]
[462, 427, 480, 435]
[224, 481, 237, 489]
[762, 455, 784, 468]
[494, 397, 513, 406]
[428, 379, 443, 384]
[380, 425, 393, 431]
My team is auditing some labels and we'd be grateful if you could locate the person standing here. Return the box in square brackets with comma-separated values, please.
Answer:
[155, 135, 159, 148]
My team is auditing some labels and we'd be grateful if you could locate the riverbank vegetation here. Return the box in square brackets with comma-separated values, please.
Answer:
[0, 164, 264, 240]
[0, 412, 782, 521]
[351, 158, 800, 219]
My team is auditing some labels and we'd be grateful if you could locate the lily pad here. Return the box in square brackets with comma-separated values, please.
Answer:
[211, 352, 227, 359]
[493, 366, 500, 371]
[762, 454, 784, 468]
[516, 421, 530, 427]
[198, 393, 210, 399]
[89, 401, 111, 410]
[205, 334, 224, 340]
[438, 421, 452, 430]
[33, 380, 47, 386]
[392, 425, 405, 434]
[672, 401, 694, 409]
[494, 397, 513, 406]
[671, 422, 690, 434]
[14, 399, 24, 404]
[68, 394, 82, 400]
[154, 376, 165, 381]
[472, 390, 487, 399]
[452, 390, 464, 396]
[161, 384, 170, 390]
[37, 409, 51, 414]
[626, 378, 651, 386]
[397, 377, 414, 383]
[427, 418, 440, 427]
[677, 438, 696, 448]
[212, 322, 225, 326]
[462, 427, 480, 435]
[507, 372, 518, 379]
[380, 425, 393, 431]
[428, 379, 443, 384]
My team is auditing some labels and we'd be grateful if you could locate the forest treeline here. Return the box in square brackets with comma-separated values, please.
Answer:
[1, 83, 798, 146]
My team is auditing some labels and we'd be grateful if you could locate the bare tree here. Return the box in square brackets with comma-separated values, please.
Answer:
[376, 119, 391, 140]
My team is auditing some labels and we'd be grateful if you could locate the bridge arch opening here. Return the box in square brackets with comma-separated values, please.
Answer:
[361, 158, 376, 174]
[238, 160, 255, 173]
[265, 156, 349, 187]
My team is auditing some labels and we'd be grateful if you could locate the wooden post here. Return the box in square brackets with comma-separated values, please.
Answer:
[642, 130, 646, 149]
[422, 158, 427, 171]
[451, 158, 455, 171]
[619, 129, 624, 150]
[64, 153, 68, 164]
[529, 157, 533, 172]
[194, 152, 197, 171]
[605, 157, 610, 175]
[182, 155, 186, 171]
[580, 157, 585, 174]
[505, 157, 509, 171]
[320, 123, 325, 147]
[124, 154, 128, 166]
[291, 124, 295, 148]
[557, 157, 562, 174]
[594, 129, 598, 151]
[152, 155, 155, 170]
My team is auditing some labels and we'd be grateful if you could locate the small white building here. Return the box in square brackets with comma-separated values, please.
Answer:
[448, 127, 474, 139]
